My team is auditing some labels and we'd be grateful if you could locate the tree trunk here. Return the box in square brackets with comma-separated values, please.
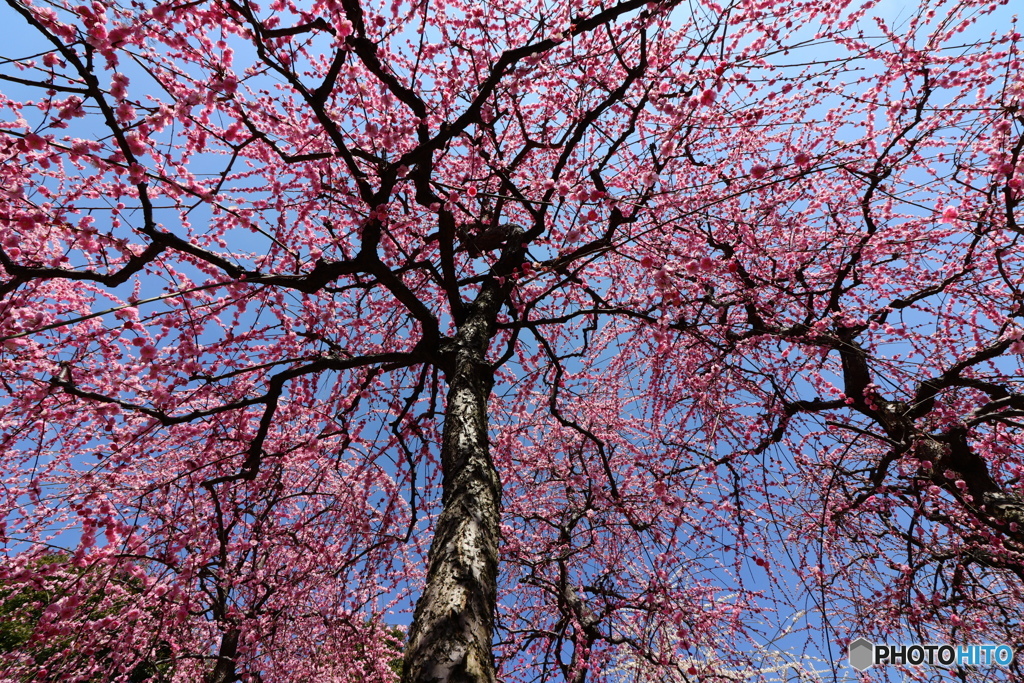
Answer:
[208, 629, 239, 683]
[402, 284, 504, 683]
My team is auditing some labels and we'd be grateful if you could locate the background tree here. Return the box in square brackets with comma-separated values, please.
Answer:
[0, 552, 174, 681]
[1, 0, 1022, 681]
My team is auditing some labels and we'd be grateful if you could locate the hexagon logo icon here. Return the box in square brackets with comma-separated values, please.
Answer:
[849, 638, 875, 671]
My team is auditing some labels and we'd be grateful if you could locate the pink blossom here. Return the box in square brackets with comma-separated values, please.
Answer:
[23, 133, 46, 151]
[335, 18, 353, 38]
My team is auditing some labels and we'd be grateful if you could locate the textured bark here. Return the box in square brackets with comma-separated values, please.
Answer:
[402, 282, 504, 683]
[207, 629, 239, 683]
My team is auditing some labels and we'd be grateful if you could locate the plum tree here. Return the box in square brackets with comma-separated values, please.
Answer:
[1, 0, 1022, 680]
